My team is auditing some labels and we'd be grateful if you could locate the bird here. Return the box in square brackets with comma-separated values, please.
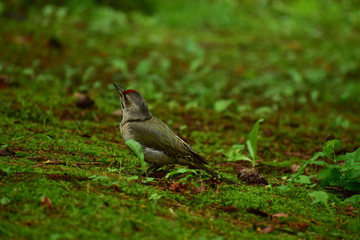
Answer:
[113, 84, 221, 178]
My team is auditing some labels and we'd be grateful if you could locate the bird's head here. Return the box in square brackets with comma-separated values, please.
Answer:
[113, 84, 152, 120]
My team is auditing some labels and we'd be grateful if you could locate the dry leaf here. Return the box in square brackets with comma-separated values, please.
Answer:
[273, 212, 289, 218]
[344, 205, 356, 217]
[169, 182, 189, 193]
[169, 182, 180, 192]
[40, 196, 53, 210]
[289, 164, 301, 173]
[290, 222, 310, 231]
[259, 224, 275, 234]
[195, 185, 206, 194]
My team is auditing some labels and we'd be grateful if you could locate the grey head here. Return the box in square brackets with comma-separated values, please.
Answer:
[113, 84, 152, 122]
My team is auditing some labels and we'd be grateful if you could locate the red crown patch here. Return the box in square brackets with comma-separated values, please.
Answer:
[124, 89, 138, 94]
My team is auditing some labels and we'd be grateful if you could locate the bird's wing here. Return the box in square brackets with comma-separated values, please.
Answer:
[125, 117, 208, 165]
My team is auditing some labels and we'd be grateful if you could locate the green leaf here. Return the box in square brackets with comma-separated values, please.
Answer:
[308, 191, 329, 208]
[178, 174, 195, 183]
[189, 57, 203, 72]
[246, 118, 264, 167]
[354, 148, 360, 162]
[291, 152, 326, 181]
[336, 147, 360, 166]
[89, 175, 110, 181]
[135, 58, 152, 77]
[344, 166, 360, 179]
[344, 180, 360, 192]
[125, 139, 144, 162]
[0, 197, 10, 205]
[107, 168, 120, 173]
[236, 156, 253, 162]
[148, 192, 162, 201]
[318, 166, 342, 187]
[111, 58, 128, 74]
[165, 168, 197, 179]
[309, 160, 328, 166]
[126, 176, 139, 181]
[143, 177, 155, 183]
[309, 152, 326, 162]
[225, 144, 251, 162]
[293, 175, 311, 184]
[323, 139, 341, 160]
[125, 139, 148, 173]
[344, 194, 360, 203]
[0, 167, 11, 176]
[277, 185, 290, 192]
[214, 99, 233, 112]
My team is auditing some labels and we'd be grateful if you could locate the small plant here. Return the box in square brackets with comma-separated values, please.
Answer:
[246, 118, 264, 167]
[224, 144, 250, 162]
[214, 99, 233, 112]
[89, 175, 110, 182]
[148, 192, 162, 212]
[165, 168, 197, 182]
[308, 191, 330, 209]
[292, 139, 360, 202]
[222, 118, 264, 167]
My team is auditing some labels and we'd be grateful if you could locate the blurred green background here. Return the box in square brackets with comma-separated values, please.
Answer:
[2, 0, 360, 111]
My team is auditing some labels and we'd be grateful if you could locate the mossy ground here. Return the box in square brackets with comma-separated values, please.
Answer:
[1, 0, 360, 239]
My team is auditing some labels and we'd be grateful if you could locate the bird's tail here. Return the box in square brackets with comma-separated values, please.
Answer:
[195, 163, 239, 186]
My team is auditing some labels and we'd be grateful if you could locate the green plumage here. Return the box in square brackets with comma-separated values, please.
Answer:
[113, 84, 220, 177]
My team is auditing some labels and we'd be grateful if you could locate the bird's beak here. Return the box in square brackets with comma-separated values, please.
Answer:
[113, 84, 125, 96]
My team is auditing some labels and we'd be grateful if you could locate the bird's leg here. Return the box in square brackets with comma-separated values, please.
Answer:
[148, 163, 160, 172]
[141, 163, 160, 176]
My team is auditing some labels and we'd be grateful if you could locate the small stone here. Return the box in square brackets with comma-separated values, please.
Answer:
[73, 93, 94, 109]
